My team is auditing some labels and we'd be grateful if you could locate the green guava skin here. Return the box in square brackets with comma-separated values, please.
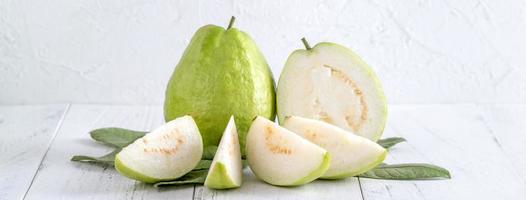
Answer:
[250, 152, 331, 187]
[204, 162, 239, 189]
[320, 150, 386, 179]
[290, 152, 331, 186]
[164, 24, 276, 154]
[115, 156, 163, 183]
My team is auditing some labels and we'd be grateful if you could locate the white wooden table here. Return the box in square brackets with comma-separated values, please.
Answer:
[1, 104, 525, 200]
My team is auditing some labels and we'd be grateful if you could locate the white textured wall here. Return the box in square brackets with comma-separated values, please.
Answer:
[1, 0, 525, 104]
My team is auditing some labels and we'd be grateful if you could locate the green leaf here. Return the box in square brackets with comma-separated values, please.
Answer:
[71, 151, 216, 171]
[194, 160, 212, 170]
[242, 159, 248, 168]
[90, 128, 147, 148]
[358, 163, 451, 180]
[71, 149, 121, 166]
[71, 149, 223, 172]
[154, 169, 209, 187]
[202, 145, 218, 160]
[377, 137, 406, 149]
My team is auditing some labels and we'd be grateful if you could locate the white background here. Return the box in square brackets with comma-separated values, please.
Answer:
[1, 0, 525, 104]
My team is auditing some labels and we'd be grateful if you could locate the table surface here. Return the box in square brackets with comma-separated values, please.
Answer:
[1, 104, 525, 200]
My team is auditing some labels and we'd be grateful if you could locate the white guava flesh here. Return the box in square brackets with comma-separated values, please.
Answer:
[277, 42, 387, 141]
[245, 116, 330, 186]
[283, 116, 386, 179]
[115, 115, 203, 183]
[204, 116, 243, 189]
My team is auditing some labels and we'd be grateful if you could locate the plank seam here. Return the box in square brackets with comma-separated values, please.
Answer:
[357, 177, 365, 200]
[192, 185, 196, 200]
[22, 104, 71, 200]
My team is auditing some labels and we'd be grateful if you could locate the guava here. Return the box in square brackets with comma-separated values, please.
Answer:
[245, 116, 330, 186]
[164, 17, 275, 154]
[204, 116, 243, 189]
[283, 116, 386, 179]
[115, 116, 203, 183]
[277, 38, 387, 141]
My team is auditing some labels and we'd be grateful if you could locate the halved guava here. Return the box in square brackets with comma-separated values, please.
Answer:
[115, 115, 203, 183]
[277, 41, 387, 141]
[245, 116, 330, 186]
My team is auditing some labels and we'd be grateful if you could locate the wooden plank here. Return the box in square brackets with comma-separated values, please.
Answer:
[24, 105, 194, 200]
[0, 105, 69, 200]
[476, 105, 526, 185]
[359, 105, 526, 200]
[194, 162, 363, 200]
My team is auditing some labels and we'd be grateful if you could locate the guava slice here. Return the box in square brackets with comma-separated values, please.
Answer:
[283, 116, 386, 179]
[115, 115, 203, 183]
[246, 116, 330, 186]
[204, 116, 243, 189]
[277, 39, 387, 141]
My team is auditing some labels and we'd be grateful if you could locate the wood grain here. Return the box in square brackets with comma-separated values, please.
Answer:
[194, 168, 363, 200]
[2, 104, 524, 199]
[0, 105, 68, 200]
[359, 105, 526, 200]
[23, 105, 194, 200]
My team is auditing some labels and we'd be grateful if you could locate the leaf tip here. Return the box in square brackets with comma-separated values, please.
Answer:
[444, 170, 452, 179]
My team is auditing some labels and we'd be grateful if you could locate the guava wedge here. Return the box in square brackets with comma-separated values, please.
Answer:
[277, 38, 387, 141]
[283, 116, 386, 179]
[115, 116, 203, 183]
[204, 116, 243, 189]
[246, 116, 330, 186]
[164, 17, 276, 154]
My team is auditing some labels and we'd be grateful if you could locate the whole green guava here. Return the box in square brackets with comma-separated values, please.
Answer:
[164, 17, 276, 154]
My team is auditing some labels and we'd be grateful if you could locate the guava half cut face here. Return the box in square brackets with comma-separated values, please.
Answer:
[245, 116, 330, 186]
[283, 116, 386, 179]
[277, 42, 387, 141]
[115, 115, 203, 183]
[204, 116, 243, 189]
